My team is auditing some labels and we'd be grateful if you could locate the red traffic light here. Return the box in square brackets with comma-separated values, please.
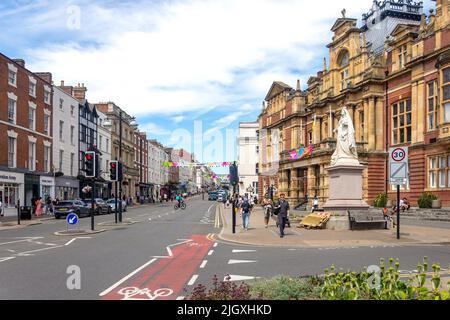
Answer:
[111, 163, 116, 168]
[85, 154, 93, 161]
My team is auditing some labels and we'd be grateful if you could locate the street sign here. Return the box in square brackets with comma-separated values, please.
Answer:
[67, 213, 79, 226]
[389, 147, 408, 185]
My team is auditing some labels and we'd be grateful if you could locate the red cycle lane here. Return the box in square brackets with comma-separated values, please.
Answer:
[100, 234, 214, 300]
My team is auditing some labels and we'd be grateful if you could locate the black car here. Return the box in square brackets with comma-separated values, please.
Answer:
[83, 198, 112, 215]
[54, 200, 91, 219]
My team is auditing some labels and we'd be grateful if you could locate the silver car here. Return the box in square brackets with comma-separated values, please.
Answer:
[106, 199, 127, 212]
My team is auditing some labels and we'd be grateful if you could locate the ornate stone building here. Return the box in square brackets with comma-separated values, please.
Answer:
[258, 0, 428, 207]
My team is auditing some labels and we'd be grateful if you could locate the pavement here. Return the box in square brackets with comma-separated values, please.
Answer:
[218, 205, 450, 248]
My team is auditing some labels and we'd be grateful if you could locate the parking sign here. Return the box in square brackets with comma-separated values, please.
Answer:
[389, 147, 408, 185]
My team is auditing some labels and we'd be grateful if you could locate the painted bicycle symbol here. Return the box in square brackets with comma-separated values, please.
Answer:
[117, 287, 173, 300]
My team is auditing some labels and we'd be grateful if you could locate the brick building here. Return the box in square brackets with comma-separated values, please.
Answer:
[135, 131, 151, 200]
[0, 54, 54, 214]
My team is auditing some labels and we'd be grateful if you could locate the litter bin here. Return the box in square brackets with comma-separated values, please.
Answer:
[20, 206, 32, 220]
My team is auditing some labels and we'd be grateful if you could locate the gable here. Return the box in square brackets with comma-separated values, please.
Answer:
[265, 81, 292, 101]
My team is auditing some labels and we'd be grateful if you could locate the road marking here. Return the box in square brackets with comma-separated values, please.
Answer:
[232, 249, 257, 253]
[225, 275, 260, 282]
[64, 237, 91, 246]
[149, 218, 152, 221]
[152, 239, 193, 259]
[228, 260, 257, 265]
[213, 243, 218, 248]
[176, 296, 185, 300]
[99, 258, 158, 297]
[200, 260, 208, 268]
[158, 215, 161, 218]
[0, 257, 15, 263]
[187, 274, 199, 286]
[0, 237, 44, 246]
[6, 249, 15, 253]
[16, 245, 65, 256]
[208, 250, 214, 256]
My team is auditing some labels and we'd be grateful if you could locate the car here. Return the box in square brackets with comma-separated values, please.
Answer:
[217, 195, 224, 202]
[208, 192, 218, 201]
[54, 200, 91, 219]
[106, 199, 127, 212]
[83, 198, 112, 215]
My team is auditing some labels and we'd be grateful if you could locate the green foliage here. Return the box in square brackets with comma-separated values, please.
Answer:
[374, 192, 388, 208]
[249, 276, 322, 300]
[320, 257, 450, 300]
[418, 192, 438, 209]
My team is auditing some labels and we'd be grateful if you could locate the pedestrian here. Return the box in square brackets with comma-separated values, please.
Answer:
[241, 196, 251, 231]
[312, 195, 319, 212]
[35, 197, 43, 217]
[45, 197, 52, 215]
[0, 199, 3, 217]
[275, 193, 290, 238]
[262, 194, 273, 228]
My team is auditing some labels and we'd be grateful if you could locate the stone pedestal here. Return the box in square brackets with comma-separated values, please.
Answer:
[323, 164, 369, 211]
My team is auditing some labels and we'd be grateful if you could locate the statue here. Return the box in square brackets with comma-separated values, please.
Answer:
[330, 107, 358, 166]
[341, 8, 346, 18]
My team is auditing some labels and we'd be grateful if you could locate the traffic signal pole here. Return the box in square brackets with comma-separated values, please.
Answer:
[119, 111, 123, 223]
[91, 178, 96, 231]
[115, 181, 118, 224]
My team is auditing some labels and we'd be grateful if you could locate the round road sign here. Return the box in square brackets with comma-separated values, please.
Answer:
[391, 148, 406, 162]
[67, 213, 79, 226]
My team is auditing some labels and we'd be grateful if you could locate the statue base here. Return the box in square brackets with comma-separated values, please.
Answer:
[323, 164, 369, 211]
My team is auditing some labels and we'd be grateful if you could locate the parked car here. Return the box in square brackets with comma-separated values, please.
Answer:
[54, 200, 91, 219]
[208, 192, 218, 201]
[106, 199, 128, 212]
[83, 198, 112, 215]
[217, 194, 224, 202]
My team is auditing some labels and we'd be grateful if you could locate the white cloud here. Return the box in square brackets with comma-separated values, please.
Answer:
[139, 122, 172, 136]
[24, 0, 375, 116]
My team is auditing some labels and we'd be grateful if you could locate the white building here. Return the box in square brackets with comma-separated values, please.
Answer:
[237, 122, 259, 196]
[52, 85, 79, 200]
[97, 110, 112, 198]
[148, 140, 167, 201]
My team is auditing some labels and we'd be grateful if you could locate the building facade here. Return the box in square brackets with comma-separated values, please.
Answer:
[97, 110, 112, 199]
[52, 84, 79, 200]
[258, 0, 428, 207]
[135, 131, 151, 200]
[0, 56, 54, 214]
[95, 102, 139, 202]
[237, 122, 259, 196]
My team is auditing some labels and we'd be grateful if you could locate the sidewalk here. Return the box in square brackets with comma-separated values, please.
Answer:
[218, 205, 450, 248]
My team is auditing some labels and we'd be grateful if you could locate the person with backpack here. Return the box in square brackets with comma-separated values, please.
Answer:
[241, 196, 252, 231]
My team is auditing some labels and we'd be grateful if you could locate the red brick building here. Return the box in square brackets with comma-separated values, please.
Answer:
[0, 54, 54, 213]
[135, 131, 151, 199]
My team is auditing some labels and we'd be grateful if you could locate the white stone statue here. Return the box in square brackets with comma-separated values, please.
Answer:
[330, 107, 359, 166]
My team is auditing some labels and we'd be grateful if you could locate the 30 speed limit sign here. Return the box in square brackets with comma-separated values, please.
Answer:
[389, 147, 408, 185]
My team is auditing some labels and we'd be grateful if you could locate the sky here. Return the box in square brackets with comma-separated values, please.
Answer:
[0, 0, 434, 174]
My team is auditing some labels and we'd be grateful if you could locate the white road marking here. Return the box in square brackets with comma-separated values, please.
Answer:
[225, 275, 260, 282]
[99, 258, 158, 297]
[232, 249, 257, 253]
[213, 243, 218, 248]
[0, 257, 15, 263]
[187, 274, 199, 286]
[208, 250, 214, 256]
[228, 260, 258, 265]
[176, 296, 185, 300]
[64, 237, 91, 246]
[158, 215, 161, 218]
[152, 239, 193, 259]
[0, 237, 44, 246]
[17, 245, 65, 256]
[149, 218, 152, 221]
[200, 260, 208, 269]
[6, 249, 15, 253]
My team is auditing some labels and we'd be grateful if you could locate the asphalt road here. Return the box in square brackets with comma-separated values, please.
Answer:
[0, 197, 449, 300]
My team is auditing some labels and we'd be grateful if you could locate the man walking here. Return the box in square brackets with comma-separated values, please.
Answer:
[275, 193, 290, 238]
[241, 196, 251, 231]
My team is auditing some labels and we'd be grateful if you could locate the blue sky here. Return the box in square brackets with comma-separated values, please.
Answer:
[0, 0, 434, 173]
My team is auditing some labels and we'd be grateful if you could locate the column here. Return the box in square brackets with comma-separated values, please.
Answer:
[411, 82, 418, 143]
[307, 166, 315, 200]
[355, 106, 361, 143]
[376, 98, 384, 151]
[363, 99, 369, 144]
[319, 164, 325, 206]
[416, 81, 425, 143]
[290, 168, 299, 201]
[368, 97, 376, 150]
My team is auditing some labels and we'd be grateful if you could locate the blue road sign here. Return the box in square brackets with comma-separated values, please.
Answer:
[67, 213, 79, 226]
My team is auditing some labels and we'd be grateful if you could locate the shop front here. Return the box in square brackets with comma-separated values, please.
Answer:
[55, 177, 79, 200]
[0, 170, 24, 217]
[40, 176, 55, 201]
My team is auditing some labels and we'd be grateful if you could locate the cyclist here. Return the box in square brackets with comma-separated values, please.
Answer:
[175, 194, 183, 206]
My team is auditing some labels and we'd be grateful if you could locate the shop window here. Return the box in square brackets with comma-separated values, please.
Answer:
[392, 99, 412, 145]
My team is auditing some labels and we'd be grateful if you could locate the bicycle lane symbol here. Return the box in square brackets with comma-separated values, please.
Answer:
[118, 287, 173, 300]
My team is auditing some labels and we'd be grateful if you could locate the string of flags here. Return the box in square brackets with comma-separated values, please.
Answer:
[163, 161, 234, 168]
[289, 145, 314, 161]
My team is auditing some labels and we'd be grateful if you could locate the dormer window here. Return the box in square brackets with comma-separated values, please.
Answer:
[398, 45, 408, 69]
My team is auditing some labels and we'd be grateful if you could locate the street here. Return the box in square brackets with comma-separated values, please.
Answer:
[1, 197, 449, 300]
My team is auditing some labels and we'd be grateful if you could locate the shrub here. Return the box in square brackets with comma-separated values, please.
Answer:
[418, 192, 438, 209]
[374, 192, 388, 207]
[249, 276, 322, 300]
[186, 275, 251, 300]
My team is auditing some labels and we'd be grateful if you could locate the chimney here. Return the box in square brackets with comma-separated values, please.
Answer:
[35, 72, 52, 84]
[296, 79, 301, 91]
[73, 83, 87, 101]
[58, 80, 74, 96]
[12, 59, 25, 67]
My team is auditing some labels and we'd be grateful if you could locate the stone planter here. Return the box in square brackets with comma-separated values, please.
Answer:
[432, 199, 442, 209]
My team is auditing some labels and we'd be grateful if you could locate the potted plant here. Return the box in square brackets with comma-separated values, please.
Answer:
[374, 192, 388, 208]
[432, 198, 442, 209]
[418, 192, 438, 209]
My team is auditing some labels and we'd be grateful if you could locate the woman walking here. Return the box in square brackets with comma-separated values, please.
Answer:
[262, 194, 273, 228]
[35, 197, 43, 217]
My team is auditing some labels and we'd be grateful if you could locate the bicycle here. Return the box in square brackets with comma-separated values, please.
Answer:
[174, 201, 186, 210]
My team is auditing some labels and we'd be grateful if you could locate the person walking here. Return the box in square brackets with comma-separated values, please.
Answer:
[275, 193, 290, 238]
[0, 199, 3, 217]
[35, 197, 43, 217]
[241, 196, 251, 231]
[312, 195, 319, 212]
[262, 194, 272, 228]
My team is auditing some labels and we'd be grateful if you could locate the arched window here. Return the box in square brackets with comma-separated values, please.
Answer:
[337, 50, 350, 91]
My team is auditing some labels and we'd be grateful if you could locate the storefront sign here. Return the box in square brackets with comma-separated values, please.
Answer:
[0, 171, 24, 184]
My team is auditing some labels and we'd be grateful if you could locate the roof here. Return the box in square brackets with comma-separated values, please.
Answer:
[264, 81, 293, 101]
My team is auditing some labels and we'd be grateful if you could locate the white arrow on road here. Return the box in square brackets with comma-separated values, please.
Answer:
[152, 239, 193, 259]
[232, 249, 257, 253]
[228, 260, 258, 265]
[225, 275, 261, 282]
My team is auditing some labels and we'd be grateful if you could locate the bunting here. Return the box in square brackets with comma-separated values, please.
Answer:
[163, 161, 234, 168]
[288, 144, 314, 161]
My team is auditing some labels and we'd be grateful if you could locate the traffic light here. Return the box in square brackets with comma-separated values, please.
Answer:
[117, 161, 123, 182]
[229, 163, 239, 186]
[84, 151, 96, 178]
[109, 160, 118, 181]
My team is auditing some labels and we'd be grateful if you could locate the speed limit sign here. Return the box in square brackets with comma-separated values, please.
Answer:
[389, 147, 408, 185]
